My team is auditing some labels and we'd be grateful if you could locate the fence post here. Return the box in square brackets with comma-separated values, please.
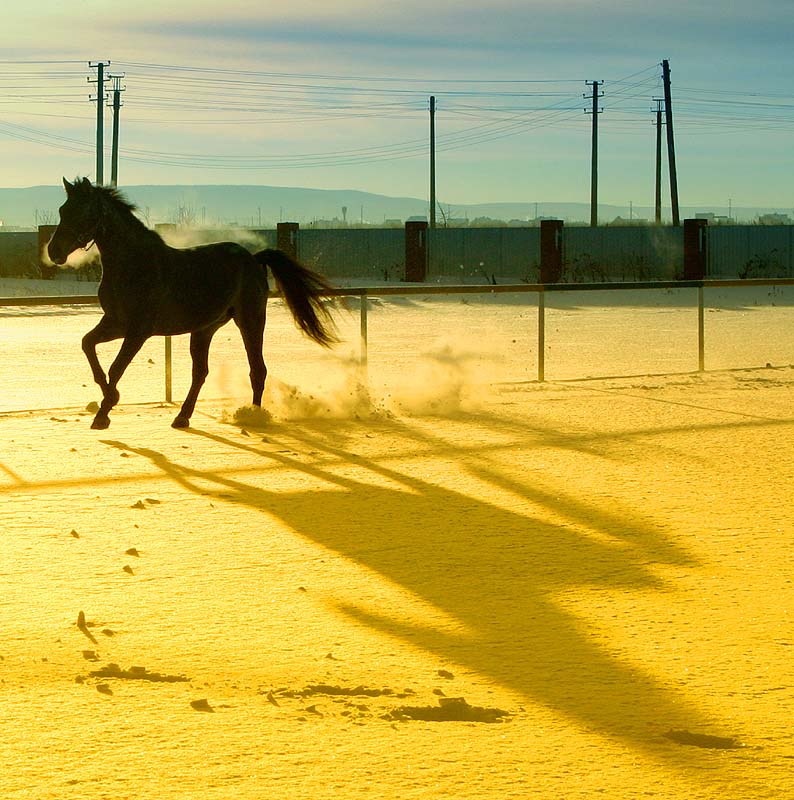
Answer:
[359, 292, 368, 382]
[164, 336, 172, 403]
[405, 220, 428, 282]
[697, 285, 705, 372]
[540, 220, 564, 283]
[537, 290, 545, 382]
[683, 218, 708, 280]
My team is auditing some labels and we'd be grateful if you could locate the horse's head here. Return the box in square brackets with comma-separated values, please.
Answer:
[47, 177, 104, 265]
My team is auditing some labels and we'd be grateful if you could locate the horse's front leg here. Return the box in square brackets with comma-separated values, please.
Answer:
[82, 316, 123, 409]
[90, 333, 149, 429]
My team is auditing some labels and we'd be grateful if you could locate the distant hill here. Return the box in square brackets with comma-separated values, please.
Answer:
[0, 183, 789, 228]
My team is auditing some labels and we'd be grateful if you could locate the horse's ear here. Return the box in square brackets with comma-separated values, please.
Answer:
[63, 177, 73, 192]
[79, 177, 92, 189]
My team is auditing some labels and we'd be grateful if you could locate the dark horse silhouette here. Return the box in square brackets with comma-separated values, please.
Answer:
[47, 178, 337, 430]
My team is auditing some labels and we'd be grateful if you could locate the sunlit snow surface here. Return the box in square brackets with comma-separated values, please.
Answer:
[1, 284, 792, 414]
[1, 281, 794, 800]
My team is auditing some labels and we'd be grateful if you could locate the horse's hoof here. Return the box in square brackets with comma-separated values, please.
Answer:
[91, 416, 111, 430]
[171, 415, 190, 429]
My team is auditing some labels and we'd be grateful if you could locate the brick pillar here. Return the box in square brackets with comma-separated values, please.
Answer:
[154, 223, 177, 239]
[277, 221, 300, 260]
[38, 224, 58, 277]
[540, 219, 564, 283]
[405, 220, 428, 282]
[683, 218, 708, 280]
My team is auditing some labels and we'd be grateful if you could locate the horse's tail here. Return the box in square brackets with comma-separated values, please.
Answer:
[253, 248, 338, 347]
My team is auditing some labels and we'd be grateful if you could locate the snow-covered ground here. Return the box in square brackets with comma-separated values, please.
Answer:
[1, 281, 793, 799]
[1, 279, 792, 415]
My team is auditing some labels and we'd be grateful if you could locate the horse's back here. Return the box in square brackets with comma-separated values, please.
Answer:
[170, 240, 265, 287]
[151, 241, 267, 334]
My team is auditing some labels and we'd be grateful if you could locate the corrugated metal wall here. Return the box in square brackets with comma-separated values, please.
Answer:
[563, 226, 683, 281]
[2, 224, 793, 282]
[296, 228, 405, 281]
[708, 226, 794, 278]
[0, 232, 39, 277]
[428, 227, 540, 282]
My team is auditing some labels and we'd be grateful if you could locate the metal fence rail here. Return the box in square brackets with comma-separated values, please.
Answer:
[2, 278, 793, 403]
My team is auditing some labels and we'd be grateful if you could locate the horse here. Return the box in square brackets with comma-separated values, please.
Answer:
[47, 177, 337, 430]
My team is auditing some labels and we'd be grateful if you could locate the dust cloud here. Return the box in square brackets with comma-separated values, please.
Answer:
[157, 226, 270, 253]
[222, 338, 500, 426]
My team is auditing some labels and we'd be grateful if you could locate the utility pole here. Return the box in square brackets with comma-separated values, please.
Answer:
[654, 98, 664, 224]
[108, 73, 125, 187]
[661, 59, 680, 226]
[429, 95, 437, 229]
[585, 81, 603, 227]
[88, 61, 110, 184]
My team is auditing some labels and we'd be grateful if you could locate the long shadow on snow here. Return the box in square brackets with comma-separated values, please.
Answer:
[97, 401, 750, 757]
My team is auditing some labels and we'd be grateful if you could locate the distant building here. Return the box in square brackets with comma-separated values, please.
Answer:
[469, 216, 505, 227]
[695, 212, 732, 224]
[609, 216, 650, 226]
[757, 213, 792, 225]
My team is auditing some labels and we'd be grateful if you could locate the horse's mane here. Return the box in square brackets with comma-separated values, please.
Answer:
[99, 184, 139, 215]
[70, 177, 158, 239]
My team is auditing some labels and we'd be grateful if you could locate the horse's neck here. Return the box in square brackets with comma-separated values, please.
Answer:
[96, 212, 162, 272]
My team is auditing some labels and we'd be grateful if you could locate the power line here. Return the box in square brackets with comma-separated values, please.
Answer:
[1, 58, 793, 178]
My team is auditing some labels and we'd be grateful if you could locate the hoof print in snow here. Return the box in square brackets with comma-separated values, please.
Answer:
[96, 683, 113, 696]
[664, 729, 743, 750]
[122, 565, 134, 575]
[190, 699, 214, 713]
[89, 663, 190, 683]
[384, 697, 511, 724]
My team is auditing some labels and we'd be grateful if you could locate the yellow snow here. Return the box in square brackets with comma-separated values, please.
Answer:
[2, 363, 793, 799]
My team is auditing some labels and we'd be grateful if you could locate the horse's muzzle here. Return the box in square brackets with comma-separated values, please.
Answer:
[47, 238, 69, 266]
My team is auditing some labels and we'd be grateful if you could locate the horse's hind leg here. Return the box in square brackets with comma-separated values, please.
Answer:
[172, 325, 220, 429]
[235, 306, 267, 407]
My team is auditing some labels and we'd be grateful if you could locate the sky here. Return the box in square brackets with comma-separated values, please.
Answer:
[1, 1, 793, 213]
